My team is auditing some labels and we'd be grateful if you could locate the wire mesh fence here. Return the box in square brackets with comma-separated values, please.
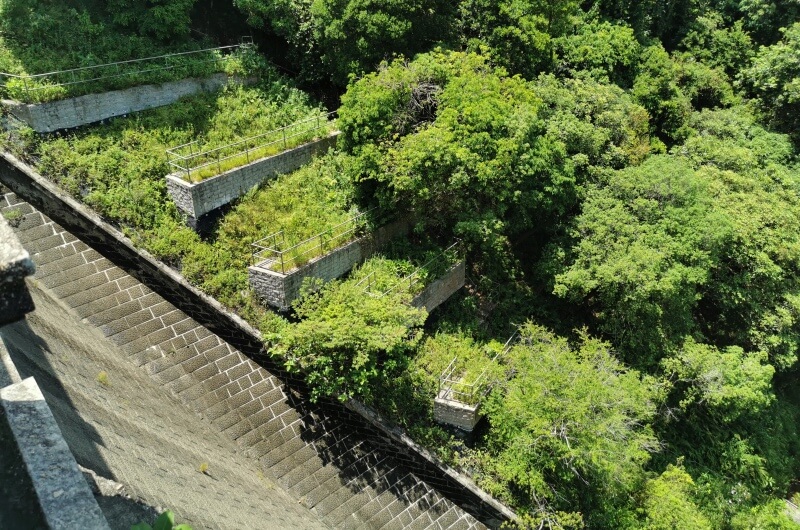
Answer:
[166, 110, 336, 182]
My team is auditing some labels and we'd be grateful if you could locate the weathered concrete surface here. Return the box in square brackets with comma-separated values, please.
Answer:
[167, 132, 340, 222]
[249, 218, 410, 311]
[1, 377, 110, 530]
[3, 73, 236, 133]
[0, 334, 21, 389]
[0, 189, 494, 529]
[0, 213, 35, 324]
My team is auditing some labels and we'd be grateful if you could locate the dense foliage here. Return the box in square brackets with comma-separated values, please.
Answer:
[3, 0, 800, 528]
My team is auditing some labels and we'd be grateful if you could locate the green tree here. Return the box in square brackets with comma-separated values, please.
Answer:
[632, 44, 692, 143]
[661, 338, 775, 423]
[478, 323, 662, 527]
[743, 23, 800, 143]
[234, 0, 454, 85]
[273, 279, 426, 402]
[554, 19, 640, 87]
[637, 464, 713, 530]
[553, 155, 724, 364]
[459, 0, 581, 77]
[106, 0, 196, 40]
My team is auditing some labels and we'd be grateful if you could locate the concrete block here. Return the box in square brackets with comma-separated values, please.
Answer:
[249, 218, 410, 310]
[433, 396, 482, 432]
[1, 377, 109, 529]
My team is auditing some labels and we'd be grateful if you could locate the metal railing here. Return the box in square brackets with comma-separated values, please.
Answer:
[0, 39, 252, 103]
[166, 110, 336, 182]
[437, 331, 518, 405]
[357, 241, 462, 298]
[251, 209, 373, 274]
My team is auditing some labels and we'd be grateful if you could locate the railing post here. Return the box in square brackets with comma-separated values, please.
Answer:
[217, 152, 222, 175]
[22, 76, 29, 101]
[283, 128, 286, 149]
[187, 143, 194, 181]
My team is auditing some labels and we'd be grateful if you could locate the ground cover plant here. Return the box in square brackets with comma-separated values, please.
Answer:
[276, 241, 463, 401]
[7, 74, 339, 324]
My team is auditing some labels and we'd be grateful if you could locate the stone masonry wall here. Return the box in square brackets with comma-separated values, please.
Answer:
[433, 397, 482, 432]
[166, 132, 340, 221]
[412, 261, 466, 313]
[3, 73, 235, 133]
[249, 218, 409, 311]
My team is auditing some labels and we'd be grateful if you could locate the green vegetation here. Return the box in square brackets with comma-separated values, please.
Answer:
[0, 1, 254, 102]
[14, 77, 337, 328]
[3, 1, 800, 528]
[173, 114, 336, 183]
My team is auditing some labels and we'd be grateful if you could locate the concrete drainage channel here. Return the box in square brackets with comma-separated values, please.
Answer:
[0, 152, 516, 527]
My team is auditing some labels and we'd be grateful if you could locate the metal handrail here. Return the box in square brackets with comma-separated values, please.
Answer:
[437, 331, 518, 405]
[251, 209, 373, 274]
[0, 41, 250, 101]
[166, 111, 336, 182]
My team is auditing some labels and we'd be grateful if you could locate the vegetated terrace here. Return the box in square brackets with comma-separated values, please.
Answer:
[168, 110, 337, 183]
[0, 3, 254, 103]
[4, 69, 334, 322]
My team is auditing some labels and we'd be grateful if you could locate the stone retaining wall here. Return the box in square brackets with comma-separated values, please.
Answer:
[412, 261, 466, 313]
[166, 132, 340, 223]
[0, 152, 514, 527]
[3, 73, 236, 133]
[249, 217, 409, 310]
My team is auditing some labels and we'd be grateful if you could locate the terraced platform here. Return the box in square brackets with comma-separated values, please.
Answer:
[1, 190, 489, 530]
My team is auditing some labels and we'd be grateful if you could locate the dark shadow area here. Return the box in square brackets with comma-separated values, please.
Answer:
[285, 387, 484, 524]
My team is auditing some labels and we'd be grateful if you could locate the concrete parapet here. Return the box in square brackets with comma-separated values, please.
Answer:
[3, 73, 236, 133]
[1, 377, 110, 529]
[0, 211, 35, 325]
[166, 132, 340, 223]
[412, 261, 466, 313]
[249, 218, 409, 310]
